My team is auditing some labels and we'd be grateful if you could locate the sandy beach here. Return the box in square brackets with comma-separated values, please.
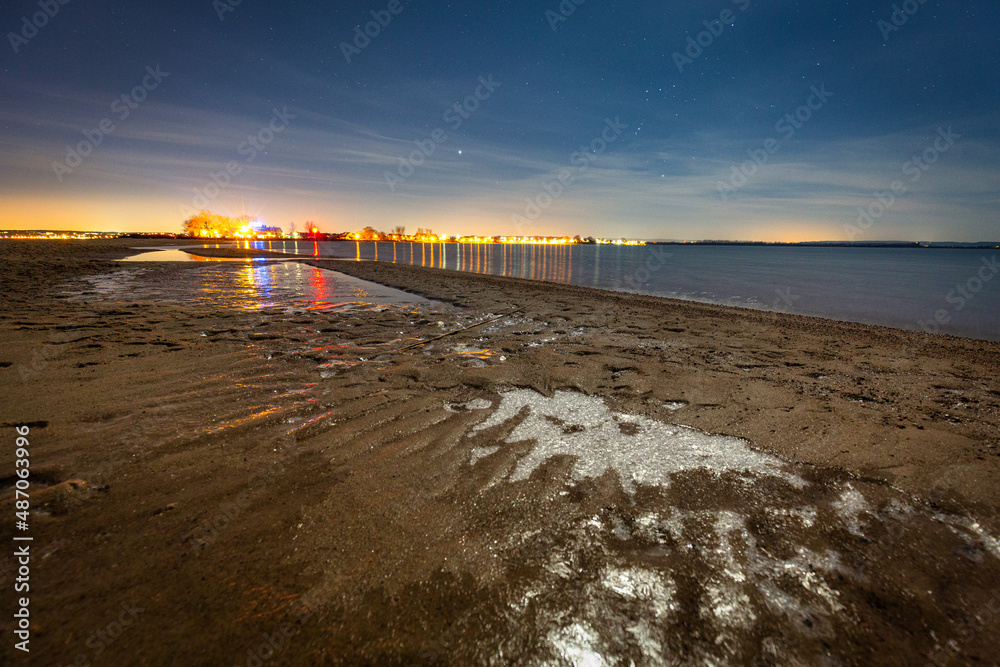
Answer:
[2, 240, 999, 665]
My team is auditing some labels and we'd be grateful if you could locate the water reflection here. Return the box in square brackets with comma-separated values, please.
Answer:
[121, 249, 245, 262]
[72, 261, 435, 312]
[251, 242, 578, 285]
[198, 262, 431, 311]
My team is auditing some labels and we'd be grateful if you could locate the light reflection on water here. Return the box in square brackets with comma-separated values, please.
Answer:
[120, 249, 263, 263]
[122, 249, 214, 262]
[71, 261, 435, 312]
[250, 240, 577, 283]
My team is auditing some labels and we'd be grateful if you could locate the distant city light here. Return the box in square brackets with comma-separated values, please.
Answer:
[343, 229, 645, 245]
[182, 211, 283, 239]
[0, 231, 122, 240]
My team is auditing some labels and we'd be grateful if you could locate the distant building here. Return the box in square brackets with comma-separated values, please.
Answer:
[256, 226, 283, 238]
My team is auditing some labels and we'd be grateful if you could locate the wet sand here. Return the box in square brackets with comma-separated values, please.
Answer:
[1, 240, 999, 665]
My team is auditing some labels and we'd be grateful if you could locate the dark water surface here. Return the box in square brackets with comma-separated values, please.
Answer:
[252, 241, 999, 341]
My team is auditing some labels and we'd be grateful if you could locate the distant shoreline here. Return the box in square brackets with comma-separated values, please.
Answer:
[0, 233, 997, 249]
[283, 239, 1000, 248]
[644, 241, 1000, 249]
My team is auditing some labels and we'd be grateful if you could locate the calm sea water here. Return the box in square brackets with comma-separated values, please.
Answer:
[250, 241, 1000, 342]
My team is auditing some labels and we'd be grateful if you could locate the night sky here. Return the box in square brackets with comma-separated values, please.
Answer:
[1, 0, 998, 240]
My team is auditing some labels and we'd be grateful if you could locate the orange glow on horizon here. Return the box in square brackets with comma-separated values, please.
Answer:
[0, 194, 890, 244]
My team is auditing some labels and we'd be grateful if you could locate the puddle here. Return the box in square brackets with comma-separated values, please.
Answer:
[67, 262, 437, 311]
[120, 249, 254, 262]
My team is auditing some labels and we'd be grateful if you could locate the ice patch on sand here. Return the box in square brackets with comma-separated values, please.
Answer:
[512, 508, 853, 666]
[832, 484, 871, 537]
[767, 506, 818, 528]
[601, 566, 676, 617]
[702, 580, 756, 629]
[482, 453, 1000, 664]
[71, 268, 145, 296]
[446, 398, 493, 413]
[935, 514, 1000, 560]
[546, 622, 609, 667]
[471, 389, 800, 493]
[469, 446, 500, 465]
[629, 508, 846, 627]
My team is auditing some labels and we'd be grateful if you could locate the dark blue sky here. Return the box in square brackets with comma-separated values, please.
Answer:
[1, 0, 997, 240]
